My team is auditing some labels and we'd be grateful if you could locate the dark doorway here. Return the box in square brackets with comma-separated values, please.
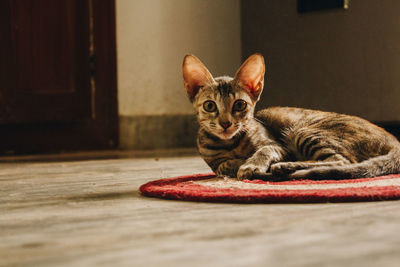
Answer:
[0, 0, 118, 154]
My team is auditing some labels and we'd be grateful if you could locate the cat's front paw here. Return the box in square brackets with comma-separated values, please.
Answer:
[216, 160, 240, 178]
[237, 164, 268, 180]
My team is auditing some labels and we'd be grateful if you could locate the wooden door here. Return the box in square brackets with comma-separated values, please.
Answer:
[0, 0, 118, 154]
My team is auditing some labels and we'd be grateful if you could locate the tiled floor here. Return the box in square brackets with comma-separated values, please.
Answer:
[1, 151, 400, 266]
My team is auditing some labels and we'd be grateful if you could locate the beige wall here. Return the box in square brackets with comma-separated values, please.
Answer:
[116, 0, 241, 117]
[116, 0, 241, 149]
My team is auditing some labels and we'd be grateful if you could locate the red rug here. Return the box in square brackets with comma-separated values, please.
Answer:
[139, 173, 400, 203]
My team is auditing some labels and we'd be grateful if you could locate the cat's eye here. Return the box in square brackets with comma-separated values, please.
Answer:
[233, 99, 247, 112]
[203, 100, 217, 112]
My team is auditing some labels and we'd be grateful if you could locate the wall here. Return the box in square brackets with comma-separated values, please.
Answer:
[242, 0, 400, 122]
[116, 0, 241, 149]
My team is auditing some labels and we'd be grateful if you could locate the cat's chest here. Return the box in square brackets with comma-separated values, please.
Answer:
[230, 134, 257, 158]
[197, 131, 257, 160]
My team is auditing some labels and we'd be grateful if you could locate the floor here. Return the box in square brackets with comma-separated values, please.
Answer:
[1, 150, 400, 267]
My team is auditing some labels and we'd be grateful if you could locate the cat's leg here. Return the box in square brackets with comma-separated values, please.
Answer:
[216, 159, 245, 177]
[237, 144, 287, 180]
[270, 154, 350, 176]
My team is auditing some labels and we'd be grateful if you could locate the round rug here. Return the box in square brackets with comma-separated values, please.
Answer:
[139, 173, 400, 203]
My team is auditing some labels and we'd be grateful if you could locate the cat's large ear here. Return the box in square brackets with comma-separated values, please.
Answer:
[182, 54, 215, 102]
[234, 54, 265, 101]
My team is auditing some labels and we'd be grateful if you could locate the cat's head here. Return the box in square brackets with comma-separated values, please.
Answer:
[182, 53, 265, 140]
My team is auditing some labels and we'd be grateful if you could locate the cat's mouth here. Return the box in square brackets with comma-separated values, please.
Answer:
[216, 128, 238, 140]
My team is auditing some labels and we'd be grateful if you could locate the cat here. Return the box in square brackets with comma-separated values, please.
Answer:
[182, 53, 400, 180]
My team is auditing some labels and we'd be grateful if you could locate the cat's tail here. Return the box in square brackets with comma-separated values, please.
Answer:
[290, 147, 400, 180]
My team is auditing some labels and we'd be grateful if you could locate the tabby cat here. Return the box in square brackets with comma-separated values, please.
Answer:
[182, 53, 400, 180]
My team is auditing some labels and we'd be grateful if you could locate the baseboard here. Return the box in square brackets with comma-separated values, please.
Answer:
[119, 114, 198, 150]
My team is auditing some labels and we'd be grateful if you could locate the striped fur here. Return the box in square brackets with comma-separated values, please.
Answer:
[182, 54, 400, 180]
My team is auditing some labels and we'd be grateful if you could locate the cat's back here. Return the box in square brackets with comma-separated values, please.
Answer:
[255, 107, 320, 137]
[257, 106, 315, 125]
[256, 106, 399, 161]
[256, 106, 390, 135]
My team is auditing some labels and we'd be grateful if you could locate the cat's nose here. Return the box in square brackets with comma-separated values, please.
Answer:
[219, 121, 232, 130]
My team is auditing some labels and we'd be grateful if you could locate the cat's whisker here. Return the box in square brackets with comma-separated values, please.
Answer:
[254, 117, 264, 125]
